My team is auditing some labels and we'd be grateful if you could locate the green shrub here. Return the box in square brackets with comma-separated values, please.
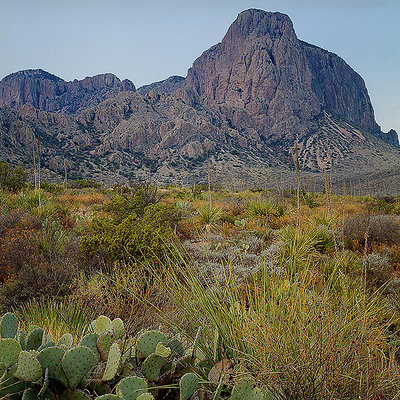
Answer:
[0, 162, 27, 192]
[81, 204, 179, 263]
[41, 180, 64, 194]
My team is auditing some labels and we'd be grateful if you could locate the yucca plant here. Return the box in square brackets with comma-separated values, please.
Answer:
[196, 204, 223, 232]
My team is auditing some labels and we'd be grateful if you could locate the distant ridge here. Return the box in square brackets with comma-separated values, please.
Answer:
[0, 9, 398, 187]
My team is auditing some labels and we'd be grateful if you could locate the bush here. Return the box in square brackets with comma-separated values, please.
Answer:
[81, 203, 180, 264]
[0, 208, 79, 311]
[0, 162, 27, 192]
[344, 215, 400, 249]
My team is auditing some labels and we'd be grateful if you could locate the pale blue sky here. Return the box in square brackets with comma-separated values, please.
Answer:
[1, 0, 399, 134]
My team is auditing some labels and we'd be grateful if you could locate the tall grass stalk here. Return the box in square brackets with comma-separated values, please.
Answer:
[16, 297, 95, 340]
[141, 252, 400, 399]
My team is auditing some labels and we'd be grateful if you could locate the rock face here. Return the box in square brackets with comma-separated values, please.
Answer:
[186, 10, 320, 142]
[185, 9, 395, 145]
[0, 69, 135, 114]
[0, 8, 398, 185]
[137, 76, 185, 96]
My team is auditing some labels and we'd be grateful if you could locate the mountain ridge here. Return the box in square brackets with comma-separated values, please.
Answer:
[0, 8, 398, 187]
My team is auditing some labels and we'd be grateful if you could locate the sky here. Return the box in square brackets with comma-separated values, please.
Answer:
[1, 0, 399, 134]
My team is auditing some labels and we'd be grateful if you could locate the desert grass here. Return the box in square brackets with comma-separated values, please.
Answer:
[151, 254, 400, 399]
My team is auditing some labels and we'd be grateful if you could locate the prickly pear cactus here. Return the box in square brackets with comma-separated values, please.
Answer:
[1, 312, 19, 339]
[14, 350, 43, 382]
[155, 342, 171, 358]
[59, 389, 92, 399]
[19, 330, 26, 349]
[137, 394, 155, 400]
[136, 330, 166, 358]
[62, 346, 97, 389]
[26, 327, 44, 350]
[94, 316, 113, 335]
[230, 380, 265, 400]
[112, 318, 125, 339]
[22, 387, 40, 400]
[80, 333, 100, 359]
[179, 372, 199, 400]
[141, 353, 165, 381]
[102, 342, 121, 381]
[37, 346, 65, 381]
[116, 376, 148, 400]
[58, 333, 74, 347]
[0, 363, 26, 399]
[97, 332, 115, 361]
[0, 338, 22, 367]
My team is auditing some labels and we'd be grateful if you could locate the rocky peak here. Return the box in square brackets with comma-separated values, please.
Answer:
[0, 70, 136, 114]
[223, 9, 296, 45]
[185, 9, 319, 141]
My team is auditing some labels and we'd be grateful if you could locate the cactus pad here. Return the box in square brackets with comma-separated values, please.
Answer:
[137, 394, 155, 400]
[59, 389, 92, 399]
[38, 341, 56, 352]
[179, 372, 199, 400]
[38, 367, 49, 397]
[136, 331, 166, 358]
[19, 330, 26, 349]
[167, 338, 185, 357]
[37, 346, 65, 378]
[58, 333, 74, 347]
[22, 387, 40, 400]
[14, 350, 42, 382]
[26, 328, 44, 351]
[0, 338, 22, 367]
[97, 332, 115, 361]
[112, 318, 125, 339]
[1, 312, 19, 339]
[94, 316, 113, 335]
[141, 353, 164, 381]
[116, 376, 148, 400]
[62, 346, 97, 389]
[0, 364, 26, 399]
[155, 342, 171, 358]
[102, 342, 121, 381]
[230, 380, 261, 400]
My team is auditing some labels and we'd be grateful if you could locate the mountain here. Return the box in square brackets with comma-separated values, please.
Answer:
[0, 69, 135, 114]
[0, 9, 398, 188]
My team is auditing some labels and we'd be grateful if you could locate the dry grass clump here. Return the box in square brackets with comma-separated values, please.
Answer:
[71, 262, 171, 334]
[158, 258, 400, 400]
[56, 191, 108, 207]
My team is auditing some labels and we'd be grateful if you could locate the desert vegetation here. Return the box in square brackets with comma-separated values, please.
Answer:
[2, 165, 400, 399]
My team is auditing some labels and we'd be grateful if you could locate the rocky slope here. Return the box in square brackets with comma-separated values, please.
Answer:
[0, 69, 135, 114]
[0, 9, 398, 187]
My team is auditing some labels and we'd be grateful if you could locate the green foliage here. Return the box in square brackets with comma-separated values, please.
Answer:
[196, 204, 223, 232]
[41, 180, 64, 194]
[81, 203, 179, 263]
[0, 162, 27, 192]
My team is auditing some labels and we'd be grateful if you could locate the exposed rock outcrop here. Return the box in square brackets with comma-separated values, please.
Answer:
[0, 69, 135, 114]
[137, 76, 185, 96]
